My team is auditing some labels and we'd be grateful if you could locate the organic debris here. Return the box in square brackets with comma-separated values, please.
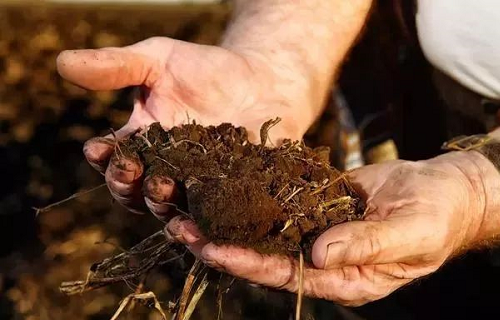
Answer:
[119, 119, 364, 256]
[57, 119, 364, 320]
[59, 231, 178, 295]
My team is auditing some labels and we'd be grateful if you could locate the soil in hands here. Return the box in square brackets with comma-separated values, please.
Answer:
[119, 120, 364, 257]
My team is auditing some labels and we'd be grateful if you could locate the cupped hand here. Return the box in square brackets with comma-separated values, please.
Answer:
[57, 37, 311, 218]
[166, 151, 491, 306]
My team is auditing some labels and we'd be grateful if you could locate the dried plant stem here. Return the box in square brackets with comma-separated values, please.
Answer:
[172, 139, 207, 154]
[296, 251, 305, 320]
[321, 196, 353, 208]
[260, 117, 281, 146]
[274, 183, 290, 200]
[33, 183, 107, 216]
[310, 171, 350, 196]
[156, 156, 180, 171]
[183, 272, 209, 320]
[176, 259, 203, 320]
[126, 274, 147, 313]
[283, 187, 304, 204]
[60, 231, 175, 295]
[137, 132, 153, 148]
[110, 292, 167, 320]
[110, 128, 125, 158]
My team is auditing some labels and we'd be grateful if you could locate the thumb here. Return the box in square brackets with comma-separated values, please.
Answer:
[56, 38, 170, 90]
[312, 217, 423, 269]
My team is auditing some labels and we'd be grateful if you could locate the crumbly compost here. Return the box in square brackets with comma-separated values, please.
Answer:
[119, 120, 364, 256]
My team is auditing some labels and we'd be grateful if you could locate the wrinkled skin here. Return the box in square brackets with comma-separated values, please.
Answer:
[58, 37, 499, 306]
[57, 37, 309, 219]
[166, 155, 489, 306]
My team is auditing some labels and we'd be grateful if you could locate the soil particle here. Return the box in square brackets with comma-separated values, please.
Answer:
[120, 121, 364, 256]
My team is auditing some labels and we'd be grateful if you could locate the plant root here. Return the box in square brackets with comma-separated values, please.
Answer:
[110, 291, 167, 320]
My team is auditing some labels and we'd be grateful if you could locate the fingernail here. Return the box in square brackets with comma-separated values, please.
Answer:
[164, 225, 175, 242]
[182, 220, 201, 238]
[144, 175, 175, 202]
[110, 158, 143, 183]
[324, 241, 347, 269]
[167, 218, 200, 244]
[83, 138, 114, 163]
[183, 230, 200, 244]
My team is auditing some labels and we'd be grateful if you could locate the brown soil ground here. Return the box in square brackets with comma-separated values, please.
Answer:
[122, 121, 364, 256]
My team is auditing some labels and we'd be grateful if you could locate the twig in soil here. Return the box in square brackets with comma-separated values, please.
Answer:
[283, 187, 304, 204]
[110, 128, 125, 159]
[33, 183, 107, 217]
[260, 117, 281, 146]
[274, 183, 290, 200]
[156, 156, 180, 171]
[172, 139, 207, 154]
[136, 132, 153, 148]
[280, 219, 294, 233]
[321, 196, 356, 214]
[291, 155, 324, 168]
[310, 178, 335, 196]
[280, 213, 306, 233]
[110, 291, 167, 320]
[296, 250, 305, 320]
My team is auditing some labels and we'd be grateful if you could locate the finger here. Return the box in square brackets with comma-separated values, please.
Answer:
[312, 215, 434, 269]
[105, 153, 145, 214]
[165, 217, 208, 257]
[56, 39, 168, 90]
[144, 174, 178, 221]
[83, 126, 137, 174]
[83, 137, 114, 174]
[347, 160, 404, 199]
[200, 243, 300, 290]
[200, 244, 408, 306]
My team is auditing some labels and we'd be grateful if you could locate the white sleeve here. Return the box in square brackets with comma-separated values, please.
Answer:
[416, 0, 500, 100]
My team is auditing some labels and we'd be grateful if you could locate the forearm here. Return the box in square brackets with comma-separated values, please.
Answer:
[222, 0, 372, 125]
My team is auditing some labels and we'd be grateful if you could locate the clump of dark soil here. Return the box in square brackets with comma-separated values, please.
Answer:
[120, 120, 364, 256]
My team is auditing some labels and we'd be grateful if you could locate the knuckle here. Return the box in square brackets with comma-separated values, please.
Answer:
[350, 225, 382, 264]
[276, 257, 298, 292]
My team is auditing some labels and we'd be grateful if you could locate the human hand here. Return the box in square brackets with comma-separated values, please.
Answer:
[57, 37, 314, 218]
[166, 151, 500, 306]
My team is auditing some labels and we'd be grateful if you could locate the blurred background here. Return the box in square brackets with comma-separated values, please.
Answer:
[1, 0, 500, 319]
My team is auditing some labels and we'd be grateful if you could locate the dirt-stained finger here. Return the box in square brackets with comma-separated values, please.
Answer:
[199, 244, 409, 306]
[165, 217, 202, 244]
[200, 244, 301, 290]
[164, 217, 208, 258]
[57, 47, 159, 91]
[105, 154, 145, 213]
[83, 137, 115, 174]
[83, 124, 138, 174]
[144, 175, 178, 221]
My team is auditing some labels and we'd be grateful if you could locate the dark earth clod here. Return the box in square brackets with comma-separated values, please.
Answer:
[120, 121, 364, 257]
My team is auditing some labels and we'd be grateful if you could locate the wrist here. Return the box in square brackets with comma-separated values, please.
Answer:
[428, 151, 500, 251]
[463, 151, 500, 245]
